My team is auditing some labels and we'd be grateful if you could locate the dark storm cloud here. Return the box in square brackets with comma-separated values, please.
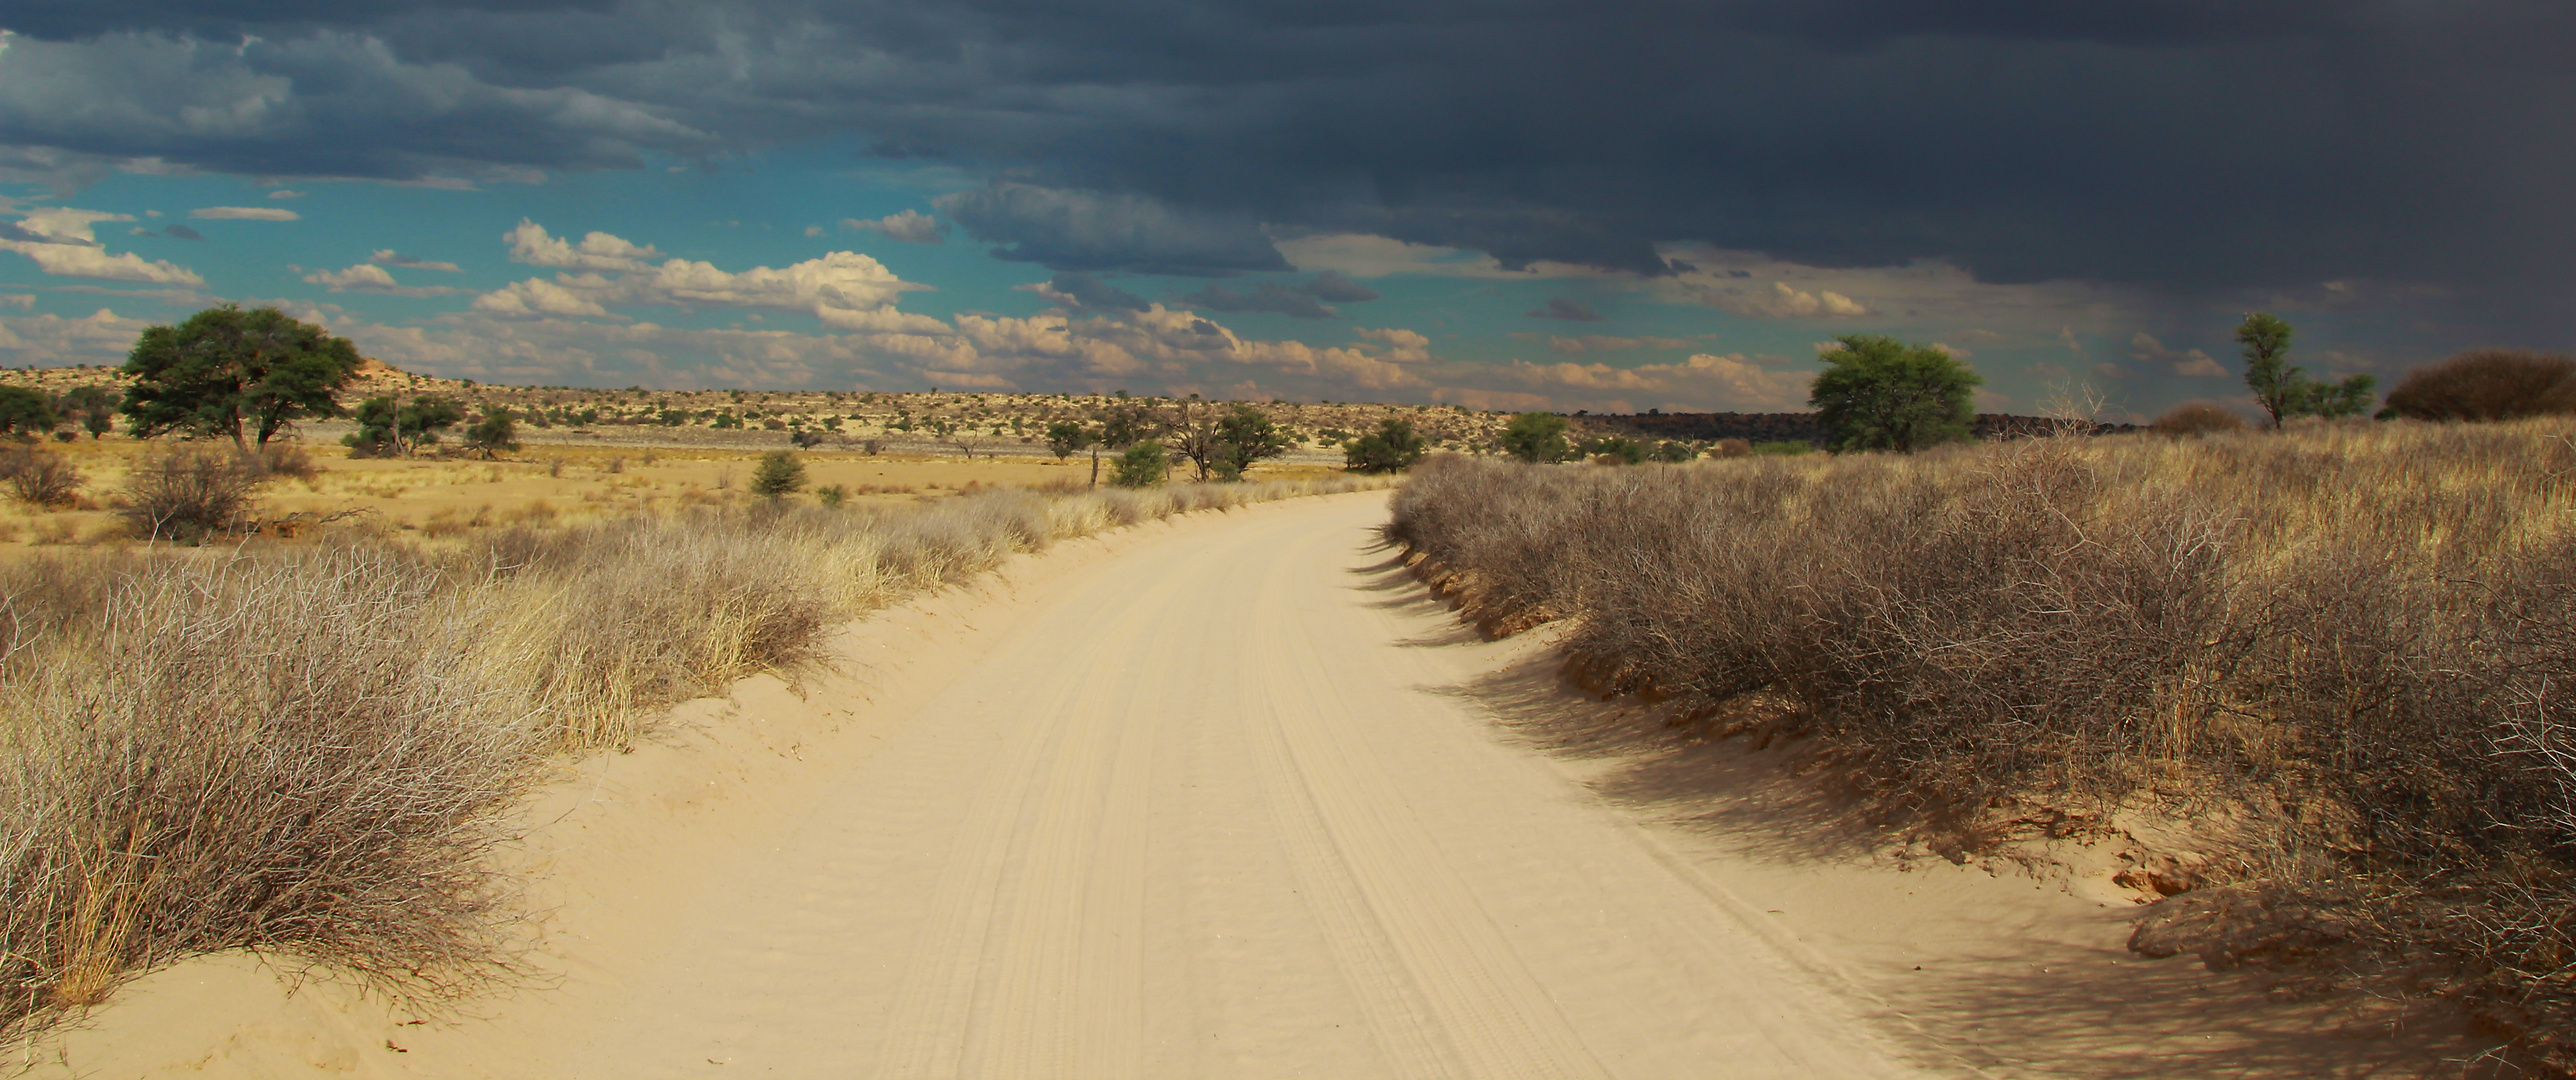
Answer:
[1181, 281, 1334, 319]
[1528, 298, 1603, 323]
[1042, 271, 1148, 312]
[935, 183, 1289, 276]
[5, 0, 2573, 338]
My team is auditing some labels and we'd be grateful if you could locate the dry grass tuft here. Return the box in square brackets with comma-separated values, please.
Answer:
[1387, 422, 2576, 1062]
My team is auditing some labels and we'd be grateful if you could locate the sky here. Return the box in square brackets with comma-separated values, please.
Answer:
[0, 2, 2569, 419]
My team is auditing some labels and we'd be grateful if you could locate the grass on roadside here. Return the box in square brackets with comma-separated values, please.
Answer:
[0, 473, 1389, 1043]
[1386, 420, 2576, 1065]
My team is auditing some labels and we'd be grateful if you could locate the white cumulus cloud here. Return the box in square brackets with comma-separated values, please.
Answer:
[303, 262, 460, 297]
[1, 207, 204, 284]
[503, 219, 664, 271]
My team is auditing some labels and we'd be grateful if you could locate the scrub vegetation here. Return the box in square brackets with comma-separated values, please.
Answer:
[1386, 418, 2576, 1067]
[0, 470, 1387, 1043]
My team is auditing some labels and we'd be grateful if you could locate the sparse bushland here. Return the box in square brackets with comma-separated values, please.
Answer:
[1385, 421, 2576, 1066]
[0, 473, 1388, 1043]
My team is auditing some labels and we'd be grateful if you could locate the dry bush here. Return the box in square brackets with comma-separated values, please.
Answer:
[119, 446, 269, 544]
[0, 547, 547, 1038]
[0, 447, 83, 509]
[1389, 423, 2576, 1061]
[1709, 438, 1753, 458]
[249, 444, 322, 484]
[2150, 402, 2250, 437]
[2385, 348, 2576, 422]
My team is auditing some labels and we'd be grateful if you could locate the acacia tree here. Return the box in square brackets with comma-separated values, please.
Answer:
[1086, 399, 1155, 488]
[1500, 412, 1573, 462]
[1213, 404, 1291, 480]
[58, 385, 116, 438]
[0, 386, 57, 439]
[342, 395, 465, 457]
[461, 407, 519, 458]
[1343, 417, 1429, 473]
[122, 305, 363, 451]
[1808, 335, 1983, 453]
[1164, 395, 1228, 482]
[1044, 419, 1091, 460]
[2236, 312, 2378, 426]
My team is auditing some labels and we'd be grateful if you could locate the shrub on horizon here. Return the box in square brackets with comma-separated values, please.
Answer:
[2151, 402, 2250, 437]
[2384, 348, 2576, 422]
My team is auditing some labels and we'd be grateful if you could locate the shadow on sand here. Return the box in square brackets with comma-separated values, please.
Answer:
[1351, 556, 2519, 1080]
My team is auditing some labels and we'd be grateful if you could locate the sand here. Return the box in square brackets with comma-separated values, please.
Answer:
[19, 493, 2483, 1078]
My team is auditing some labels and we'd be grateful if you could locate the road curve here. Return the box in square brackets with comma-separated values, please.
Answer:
[52, 492, 1931, 1078]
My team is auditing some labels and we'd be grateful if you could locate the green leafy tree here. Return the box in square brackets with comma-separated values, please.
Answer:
[121, 305, 363, 451]
[1500, 412, 1573, 463]
[1579, 435, 1647, 464]
[2237, 312, 2301, 427]
[342, 395, 465, 457]
[0, 386, 58, 440]
[461, 407, 519, 458]
[1110, 439, 1170, 487]
[2236, 312, 2378, 425]
[58, 385, 116, 438]
[1809, 335, 1983, 453]
[1087, 401, 1156, 488]
[1213, 404, 1291, 480]
[1343, 418, 1429, 474]
[1045, 419, 1091, 461]
[750, 450, 807, 498]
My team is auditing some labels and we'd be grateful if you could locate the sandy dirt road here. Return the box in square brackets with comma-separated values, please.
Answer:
[44, 492, 1936, 1078]
[578, 493, 1919, 1078]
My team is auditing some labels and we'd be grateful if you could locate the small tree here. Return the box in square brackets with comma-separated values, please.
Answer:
[121, 305, 363, 451]
[1111, 440, 1170, 487]
[2237, 312, 2299, 427]
[2236, 312, 2378, 426]
[0, 386, 57, 440]
[461, 408, 519, 458]
[58, 385, 116, 438]
[343, 395, 465, 457]
[1088, 401, 1155, 488]
[1809, 335, 1983, 453]
[1650, 440, 1698, 463]
[1214, 404, 1291, 480]
[1044, 419, 1091, 461]
[750, 450, 807, 498]
[1500, 412, 1573, 463]
[1164, 396, 1227, 482]
[1343, 418, 1429, 474]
